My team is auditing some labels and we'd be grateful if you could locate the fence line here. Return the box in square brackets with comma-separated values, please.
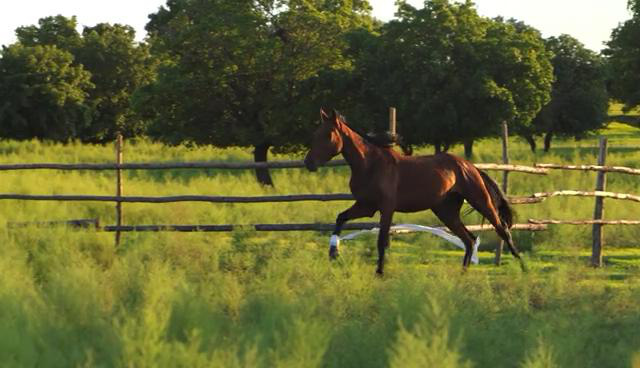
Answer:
[535, 163, 640, 175]
[0, 160, 549, 174]
[528, 219, 640, 225]
[0, 193, 355, 203]
[1, 131, 639, 267]
[99, 223, 547, 233]
[3, 190, 639, 204]
[6, 218, 547, 233]
[529, 190, 640, 203]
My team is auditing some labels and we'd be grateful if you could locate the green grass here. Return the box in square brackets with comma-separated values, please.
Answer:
[1, 123, 640, 367]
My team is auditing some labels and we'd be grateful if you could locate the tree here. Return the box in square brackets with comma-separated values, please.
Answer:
[529, 35, 608, 152]
[137, 0, 374, 185]
[75, 24, 154, 142]
[15, 15, 82, 51]
[344, 1, 552, 157]
[15, 15, 153, 142]
[0, 44, 93, 140]
[604, 0, 640, 111]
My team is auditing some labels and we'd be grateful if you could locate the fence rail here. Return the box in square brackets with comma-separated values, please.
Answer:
[6, 218, 547, 233]
[0, 160, 549, 174]
[535, 163, 640, 175]
[0, 193, 355, 203]
[2, 190, 639, 204]
[528, 219, 640, 225]
[100, 223, 548, 233]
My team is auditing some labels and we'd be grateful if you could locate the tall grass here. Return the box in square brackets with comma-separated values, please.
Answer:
[0, 124, 639, 367]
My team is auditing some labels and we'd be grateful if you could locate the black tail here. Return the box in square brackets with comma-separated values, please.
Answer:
[478, 170, 514, 228]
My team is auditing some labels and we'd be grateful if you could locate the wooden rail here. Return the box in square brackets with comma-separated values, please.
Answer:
[3, 191, 639, 204]
[535, 163, 640, 175]
[0, 160, 548, 174]
[0, 193, 355, 203]
[529, 219, 640, 226]
[6, 219, 546, 233]
[529, 190, 640, 203]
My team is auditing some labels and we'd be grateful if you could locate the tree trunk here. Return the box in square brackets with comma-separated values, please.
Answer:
[253, 143, 274, 187]
[543, 132, 553, 152]
[524, 134, 537, 153]
[442, 142, 450, 152]
[463, 139, 474, 159]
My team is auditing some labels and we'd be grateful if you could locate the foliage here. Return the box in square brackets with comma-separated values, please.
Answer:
[75, 23, 154, 142]
[12, 15, 153, 142]
[341, 1, 552, 156]
[0, 44, 94, 141]
[604, 0, 640, 111]
[15, 15, 83, 50]
[529, 35, 609, 152]
[136, 0, 374, 185]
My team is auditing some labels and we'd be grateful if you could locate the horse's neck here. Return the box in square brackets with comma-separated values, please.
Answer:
[338, 124, 371, 173]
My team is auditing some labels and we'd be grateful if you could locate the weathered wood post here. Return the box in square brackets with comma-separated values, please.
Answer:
[495, 122, 509, 265]
[591, 137, 608, 267]
[115, 133, 124, 247]
[389, 107, 396, 137]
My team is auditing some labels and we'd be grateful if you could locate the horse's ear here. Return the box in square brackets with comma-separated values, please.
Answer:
[320, 108, 329, 121]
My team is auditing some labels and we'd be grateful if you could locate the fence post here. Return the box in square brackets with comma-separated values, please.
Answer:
[495, 122, 509, 265]
[591, 137, 607, 267]
[389, 107, 396, 137]
[115, 134, 124, 247]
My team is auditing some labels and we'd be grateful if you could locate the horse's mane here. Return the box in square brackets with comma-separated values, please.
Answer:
[336, 112, 413, 155]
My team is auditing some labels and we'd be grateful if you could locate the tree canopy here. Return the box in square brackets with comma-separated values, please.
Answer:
[341, 0, 552, 156]
[604, 0, 640, 111]
[136, 0, 374, 184]
[0, 44, 93, 141]
[528, 35, 608, 152]
[11, 15, 152, 142]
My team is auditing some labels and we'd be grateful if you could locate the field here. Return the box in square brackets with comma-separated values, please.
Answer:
[1, 124, 640, 367]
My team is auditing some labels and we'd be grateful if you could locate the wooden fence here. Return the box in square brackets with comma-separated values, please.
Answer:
[1, 133, 639, 267]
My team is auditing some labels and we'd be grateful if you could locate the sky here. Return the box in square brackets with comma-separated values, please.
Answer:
[0, 0, 633, 52]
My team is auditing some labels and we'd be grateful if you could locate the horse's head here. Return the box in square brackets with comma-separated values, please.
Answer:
[304, 108, 344, 172]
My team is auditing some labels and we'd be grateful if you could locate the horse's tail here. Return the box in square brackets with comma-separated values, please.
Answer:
[478, 170, 513, 228]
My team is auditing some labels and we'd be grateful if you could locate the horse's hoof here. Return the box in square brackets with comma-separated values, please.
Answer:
[329, 246, 339, 260]
[375, 269, 384, 277]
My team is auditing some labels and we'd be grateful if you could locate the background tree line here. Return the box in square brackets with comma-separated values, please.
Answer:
[1, 0, 638, 185]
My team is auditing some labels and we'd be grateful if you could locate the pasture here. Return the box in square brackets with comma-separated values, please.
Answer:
[1, 123, 640, 367]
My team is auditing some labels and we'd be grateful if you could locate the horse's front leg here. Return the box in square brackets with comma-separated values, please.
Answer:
[330, 201, 376, 259]
[376, 208, 394, 275]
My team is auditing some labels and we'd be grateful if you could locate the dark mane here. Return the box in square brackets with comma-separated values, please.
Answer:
[336, 111, 412, 155]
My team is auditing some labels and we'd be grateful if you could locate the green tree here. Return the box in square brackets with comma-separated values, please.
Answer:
[604, 0, 640, 111]
[75, 24, 154, 142]
[15, 15, 82, 51]
[345, 1, 552, 157]
[530, 35, 608, 152]
[0, 44, 93, 140]
[137, 0, 373, 185]
[16, 16, 153, 142]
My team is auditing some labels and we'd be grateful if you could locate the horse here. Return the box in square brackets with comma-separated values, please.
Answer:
[304, 108, 525, 275]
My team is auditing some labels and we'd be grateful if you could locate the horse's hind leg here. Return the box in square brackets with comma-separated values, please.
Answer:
[467, 196, 526, 270]
[432, 194, 477, 268]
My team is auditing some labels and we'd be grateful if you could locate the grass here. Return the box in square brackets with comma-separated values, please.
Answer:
[1, 123, 640, 367]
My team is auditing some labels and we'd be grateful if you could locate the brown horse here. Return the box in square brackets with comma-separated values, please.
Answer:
[304, 109, 525, 275]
